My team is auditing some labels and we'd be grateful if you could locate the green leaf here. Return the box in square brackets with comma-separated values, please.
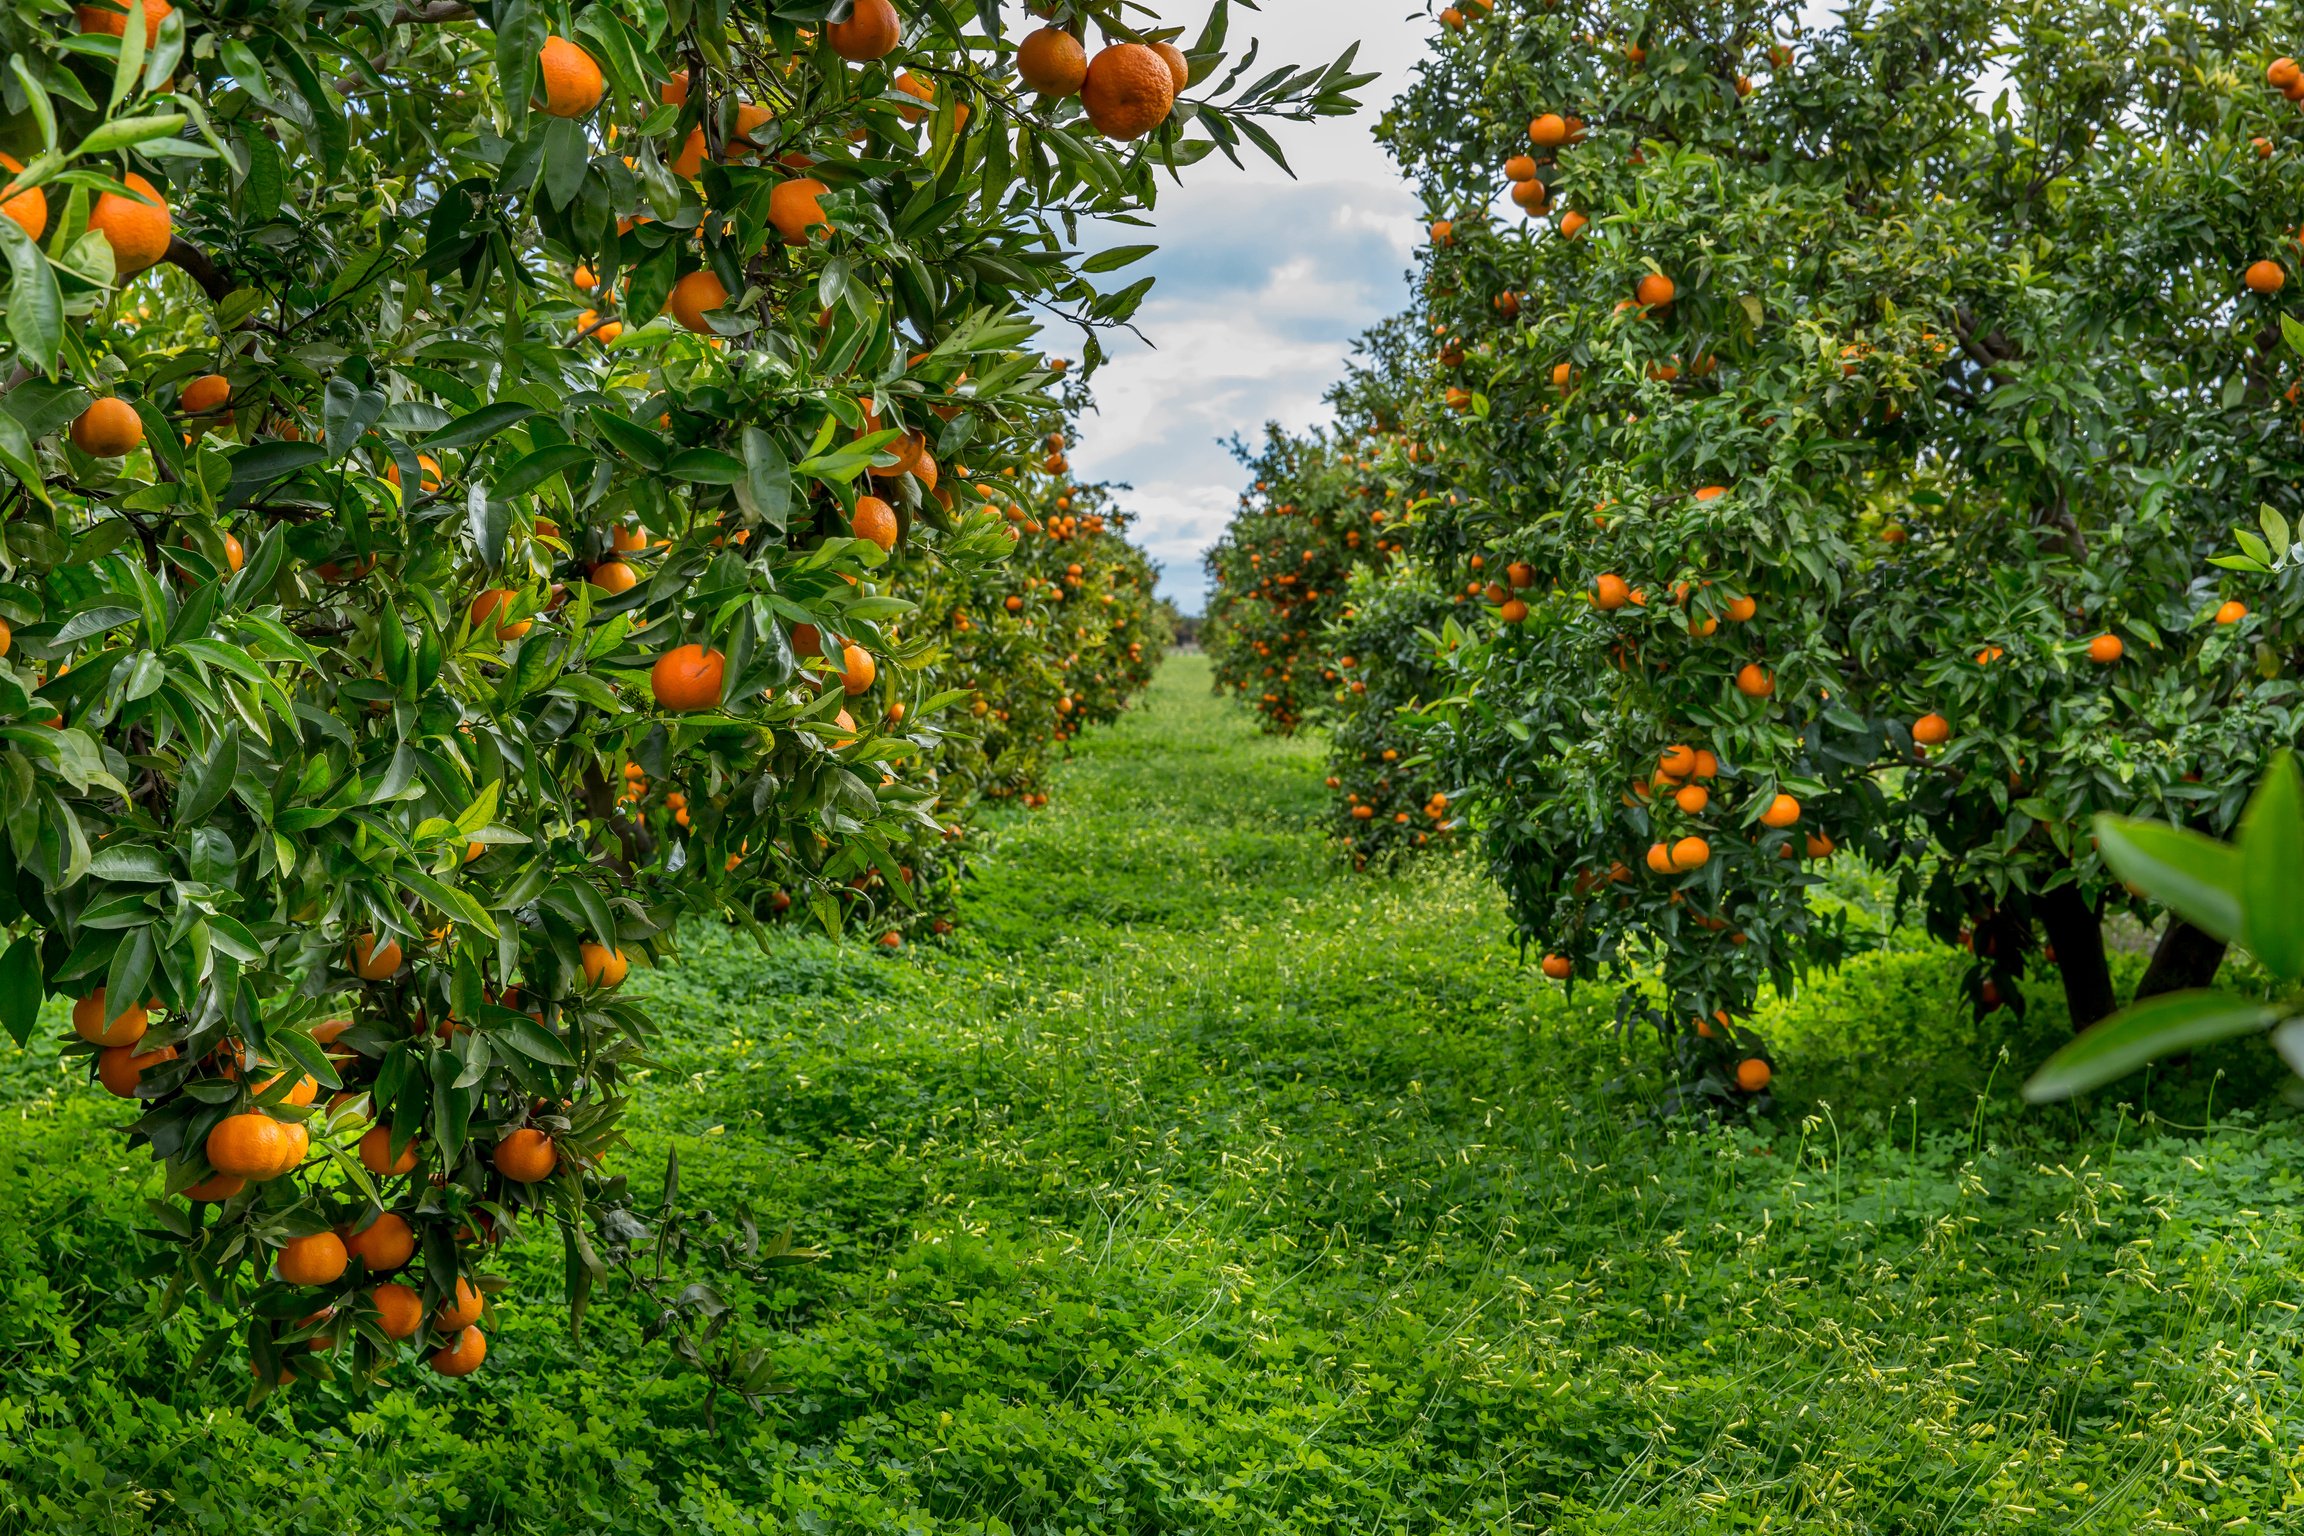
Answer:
[420, 401, 537, 453]
[665, 447, 745, 484]
[223, 441, 326, 504]
[735, 426, 791, 530]
[2093, 815, 2243, 945]
[492, 443, 594, 500]
[2024, 990, 2282, 1102]
[2239, 752, 2304, 981]
[69, 112, 184, 156]
[0, 937, 43, 1046]
[0, 215, 62, 375]
[1082, 243, 1158, 273]
[2262, 503, 2292, 561]
[174, 724, 239, 825]
[492, 1015, 576, 1066]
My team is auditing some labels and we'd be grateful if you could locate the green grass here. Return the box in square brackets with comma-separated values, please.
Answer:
[4, 654, 2303, 1533]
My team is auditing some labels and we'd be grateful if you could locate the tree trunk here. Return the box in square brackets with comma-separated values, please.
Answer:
[2038, 882, 2117, 1030]
[2134, 918, 2226, 1002]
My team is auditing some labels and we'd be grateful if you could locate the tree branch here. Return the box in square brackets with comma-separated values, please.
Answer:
[392, 1, 474, 22]
[163, 237, 236, 302]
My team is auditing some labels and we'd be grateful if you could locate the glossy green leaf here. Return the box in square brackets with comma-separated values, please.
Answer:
[2025, 990, 2282, 1102]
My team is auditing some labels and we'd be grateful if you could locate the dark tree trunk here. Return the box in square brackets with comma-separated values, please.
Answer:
[2134, 919, 2226, 1002]
[2038, 882, 2118, 1030]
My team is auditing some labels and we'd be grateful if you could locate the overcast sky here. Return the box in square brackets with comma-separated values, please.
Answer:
[1063, 0, 1430, 614]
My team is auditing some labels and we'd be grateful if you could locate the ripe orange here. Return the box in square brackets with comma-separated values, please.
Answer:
[538, 36, 605, 117]
[71, 397, 144, 458]
[828, 0, 901, 59]
[1735, 1058, 1772, 1092]
[469, 588, 530, 642]
[1510, 178, 1549, 213]
[1670, 835, 1711, 870]
[1724, 595, 1757, 622]
[1674, 784, 1709, 814]
[430, 1325, 487, 1377]
[184, 1171, 244, 1201]
[346, 1212, 416, 1271]
[2215, 600, 2248, 624]
[384, 453, 443, 493]
[1558, 209, 1588, 239]
[769, 178, 830, 244]
[1504, 154, 1538, 181]
[1081, 43, 1176, 140]
[351, 932, 402, 980]
[575, 308, 622, 345]
[278, 1231, 349, 1287]
[494, 1127, 559, 1182]
[2086, 633, 2123, 663]
[72, 988, 149, 1047]
[371, 1281, 424, 1338]
[1734, 663, 1774, 698]
[207, 1114, 295, 1181]
[611, 523, 652, 552]
[1529, 112, 1568, 147]
[1693, 485, 1728, 502]
[1912, 712, 1951, 746]
[1541, 955, 1572, 980]
[0, 153, 46, 241]
[580, 939, 629, 988]
[1645, 842, 1674, 875]
[359, 1124, 419, 1177]
[650, 643, 726, 711]
[588, 560, 638, 594]
[1153, 41, 1192, 93]
[77, 0, 168, 43]
[791, 622, 823, 658]
[1659, 744, 1698, 779]
[1805, 831, 1837, 859]
[2246, 259, 2286, 294]
[839, 642, 877, 694]
[180, 373, 231, 414]
[1692, 749, 1719, 780]
[96, 1042, 176, 1097]
[667, 269, 728, 333]
[1500, 597, 1529, 624]
[1636, 272, 1676, 308]
[1758, 793, 1800, 828]
[852, 495, 899, 550]
[435, 1277, 486, 1331]
[1018, 26, 1088, 95]
[1593, 573, 1630, 610]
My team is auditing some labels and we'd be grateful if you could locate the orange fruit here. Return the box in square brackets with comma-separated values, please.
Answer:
[580, 940, 629, 988]
[384, 453, 443, 493]
[2272, 57, 2303, 91]
[790, 622, 823, 658]
[1541, 955, 1572, 980]
[1758, 793, 1800, 828]
[2215, 600, 2248, 624]
[1510, 178, 1549, 212]
[1912, 712, 1951, 746]
[538, 36, 605, 117]
[468, 588, 531, 642]
[351, 932, 402, 980]
[650, 643, 726, 711]
[839, 643, 877, 695]
[494, 1127, 559, 1182]
[358, 1125, 419, 1177]
[95, 1042, 176, 1097]
[346, 1211, 416, 1270]
[1593, 574, 1630, 609]
[430, 1325, 487, 1377]
[667, 269, 728, 333]
[1658, 744, 1698, 779]
[180, 373, 231, 414]
[278, 1231, 349, 1287]
[1151, 41, 1190, 94]
[588, 560, 638, 594]
[89, 171, 172, 274]
[0, 153, 47, 241]
[827, 0, 901, 60]
[1081, 43, 1176, 140]
[611, 524, 652, 552]
[1694, 485, 1728, 502]
[1724, 595, 1757, 622]
[1674, 783, 1710, 814]
[769, 177, 830, 244]
[71, 397, 144, 458]
[435, 1277, 486, 1331]
[2086, 633, 2124, 663]
[852, 495, 899, 550]
[183, 1171, 244, 1202]
[1734, 663, 1774, 697]
[1670, 835, 1711, 870]
[1500, 598, 1529, 624]
[1503, 153, 1538, 182]
[76, 0, 168, 47]
[2246, 259, 2286, 294]
[1636, 272, 1676, 308]
[371, 1281, 424, 1338]
[1528, 112, 1568, 147]
[1558, 209, 1588, 239]
[72, 988, 149, 1047]
[206, 1114, 294, 1181]
[1017, 26, 1088, 95]
[1735, 1058, 1772, 1092]
[575, 308, 622, 345]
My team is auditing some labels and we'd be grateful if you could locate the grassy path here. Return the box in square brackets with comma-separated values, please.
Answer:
[3, 655, 2302, 1533]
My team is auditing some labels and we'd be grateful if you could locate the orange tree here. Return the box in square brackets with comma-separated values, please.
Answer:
[0, 0, 1362, 1388]
[1347, 0, 2304, 1094]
